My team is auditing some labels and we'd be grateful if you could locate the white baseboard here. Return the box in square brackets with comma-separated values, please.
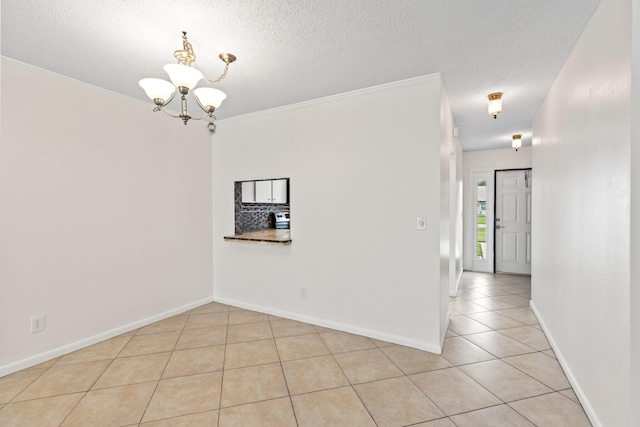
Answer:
[440, 315, 451, 351]
[449, 269, 463, 297]
[215, 296, 442, 354]
[0, 296, 214, 377]
[529, 301, 602, 427]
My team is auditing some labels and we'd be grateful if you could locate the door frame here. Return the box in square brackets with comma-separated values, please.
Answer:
[493, 168, 533, 275]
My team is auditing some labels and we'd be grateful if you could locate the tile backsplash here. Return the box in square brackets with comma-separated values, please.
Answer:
[234, 182, 290, 234]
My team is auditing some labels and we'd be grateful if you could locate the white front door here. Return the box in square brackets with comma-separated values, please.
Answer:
[495, 169, 532, 275]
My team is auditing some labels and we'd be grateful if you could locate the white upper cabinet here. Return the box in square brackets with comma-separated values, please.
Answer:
[255, 180, 273, 203]
[271, 179, 288, 203]
[245, 179, 289, 203]
[241, 181, 256, 203]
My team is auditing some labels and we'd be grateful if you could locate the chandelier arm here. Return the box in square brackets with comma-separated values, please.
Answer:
[156, 107, 182, 119]
[189, 113, 218, 121]
[166, 90, 177, 105]
[148, 91, 177, 112]
[155, 107, 216, 122]
[187, 93, 215, 120]
[193, 94, 217, 116]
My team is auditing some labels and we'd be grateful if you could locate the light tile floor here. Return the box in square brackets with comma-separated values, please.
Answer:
[0, 272, 593, 426]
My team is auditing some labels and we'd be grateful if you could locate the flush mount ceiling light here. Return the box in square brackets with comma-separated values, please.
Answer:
[139, 32, 237, 125]
[512, 134, 522, 151]
[487, 92, 503, 119]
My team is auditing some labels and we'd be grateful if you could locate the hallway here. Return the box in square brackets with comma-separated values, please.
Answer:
[446, 272, 591, 426]
[0, 272, 592, 426]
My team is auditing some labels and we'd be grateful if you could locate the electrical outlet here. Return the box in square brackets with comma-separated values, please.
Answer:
[300, 287, 307, 299]
[417, 216, 426, 230]
[31, 315, 45, 333]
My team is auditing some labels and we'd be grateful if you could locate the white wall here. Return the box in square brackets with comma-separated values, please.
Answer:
[450, 149, 463, 294]
[531, 0, 631, 425]
[441, 92, 463, 301]
[0, 58, 214, 375]
[631, 1, 639, 425]
[213, 75, 454, 352]
[462, 147, 532, 271]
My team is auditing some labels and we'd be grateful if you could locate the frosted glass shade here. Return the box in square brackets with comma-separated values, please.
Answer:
[488, 99, 502, 116]
[194, 87, 227, 109]
[487, 92, 503, 118]
[512, 134, 522, 150]
[139, 78, 176, 103]
[163, 64, 203, 90]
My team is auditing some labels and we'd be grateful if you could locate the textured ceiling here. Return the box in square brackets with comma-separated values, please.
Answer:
[1, 0, 600, 151]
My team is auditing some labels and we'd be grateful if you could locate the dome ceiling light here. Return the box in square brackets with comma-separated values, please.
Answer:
[512, 134, 522, 151]
[487, 92, 503, 119]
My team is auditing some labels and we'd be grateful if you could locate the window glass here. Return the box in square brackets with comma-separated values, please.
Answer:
[476, 179, 487, 259]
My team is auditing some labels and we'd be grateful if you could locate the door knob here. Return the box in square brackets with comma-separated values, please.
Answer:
[496, 225, 503, 229]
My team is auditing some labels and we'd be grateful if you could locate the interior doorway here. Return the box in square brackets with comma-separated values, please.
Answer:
[494, 169, 532, 275]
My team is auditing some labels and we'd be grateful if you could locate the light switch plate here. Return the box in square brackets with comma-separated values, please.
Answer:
[417, 216, 426, 230]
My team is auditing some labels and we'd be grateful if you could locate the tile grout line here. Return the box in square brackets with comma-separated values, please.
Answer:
[135, 309, 194, 425]
[268, 314, 300, 427]
[4, 364, 55, 405]
[326, 342, 379, 426]
[444, 277, 564, 423]
[215, 306, 231, 426]
[81, 333, 137, 421]
[455, 276, 560, 426]
[402, 366, 460, 423]
[30, 332, 139, 426]
[3, 275, 589, 426]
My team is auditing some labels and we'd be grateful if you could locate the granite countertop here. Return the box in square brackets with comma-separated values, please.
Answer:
[224, 229, 291, 245]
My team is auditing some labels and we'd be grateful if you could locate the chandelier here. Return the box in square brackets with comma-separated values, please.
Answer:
[139, 32, 237, 125]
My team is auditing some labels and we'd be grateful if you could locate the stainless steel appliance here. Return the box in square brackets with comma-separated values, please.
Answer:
[274, 212, 290, 229]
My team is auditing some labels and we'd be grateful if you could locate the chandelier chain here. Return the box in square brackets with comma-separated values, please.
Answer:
[181, 31, 195, 60]
[207, 62, 231, 84]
